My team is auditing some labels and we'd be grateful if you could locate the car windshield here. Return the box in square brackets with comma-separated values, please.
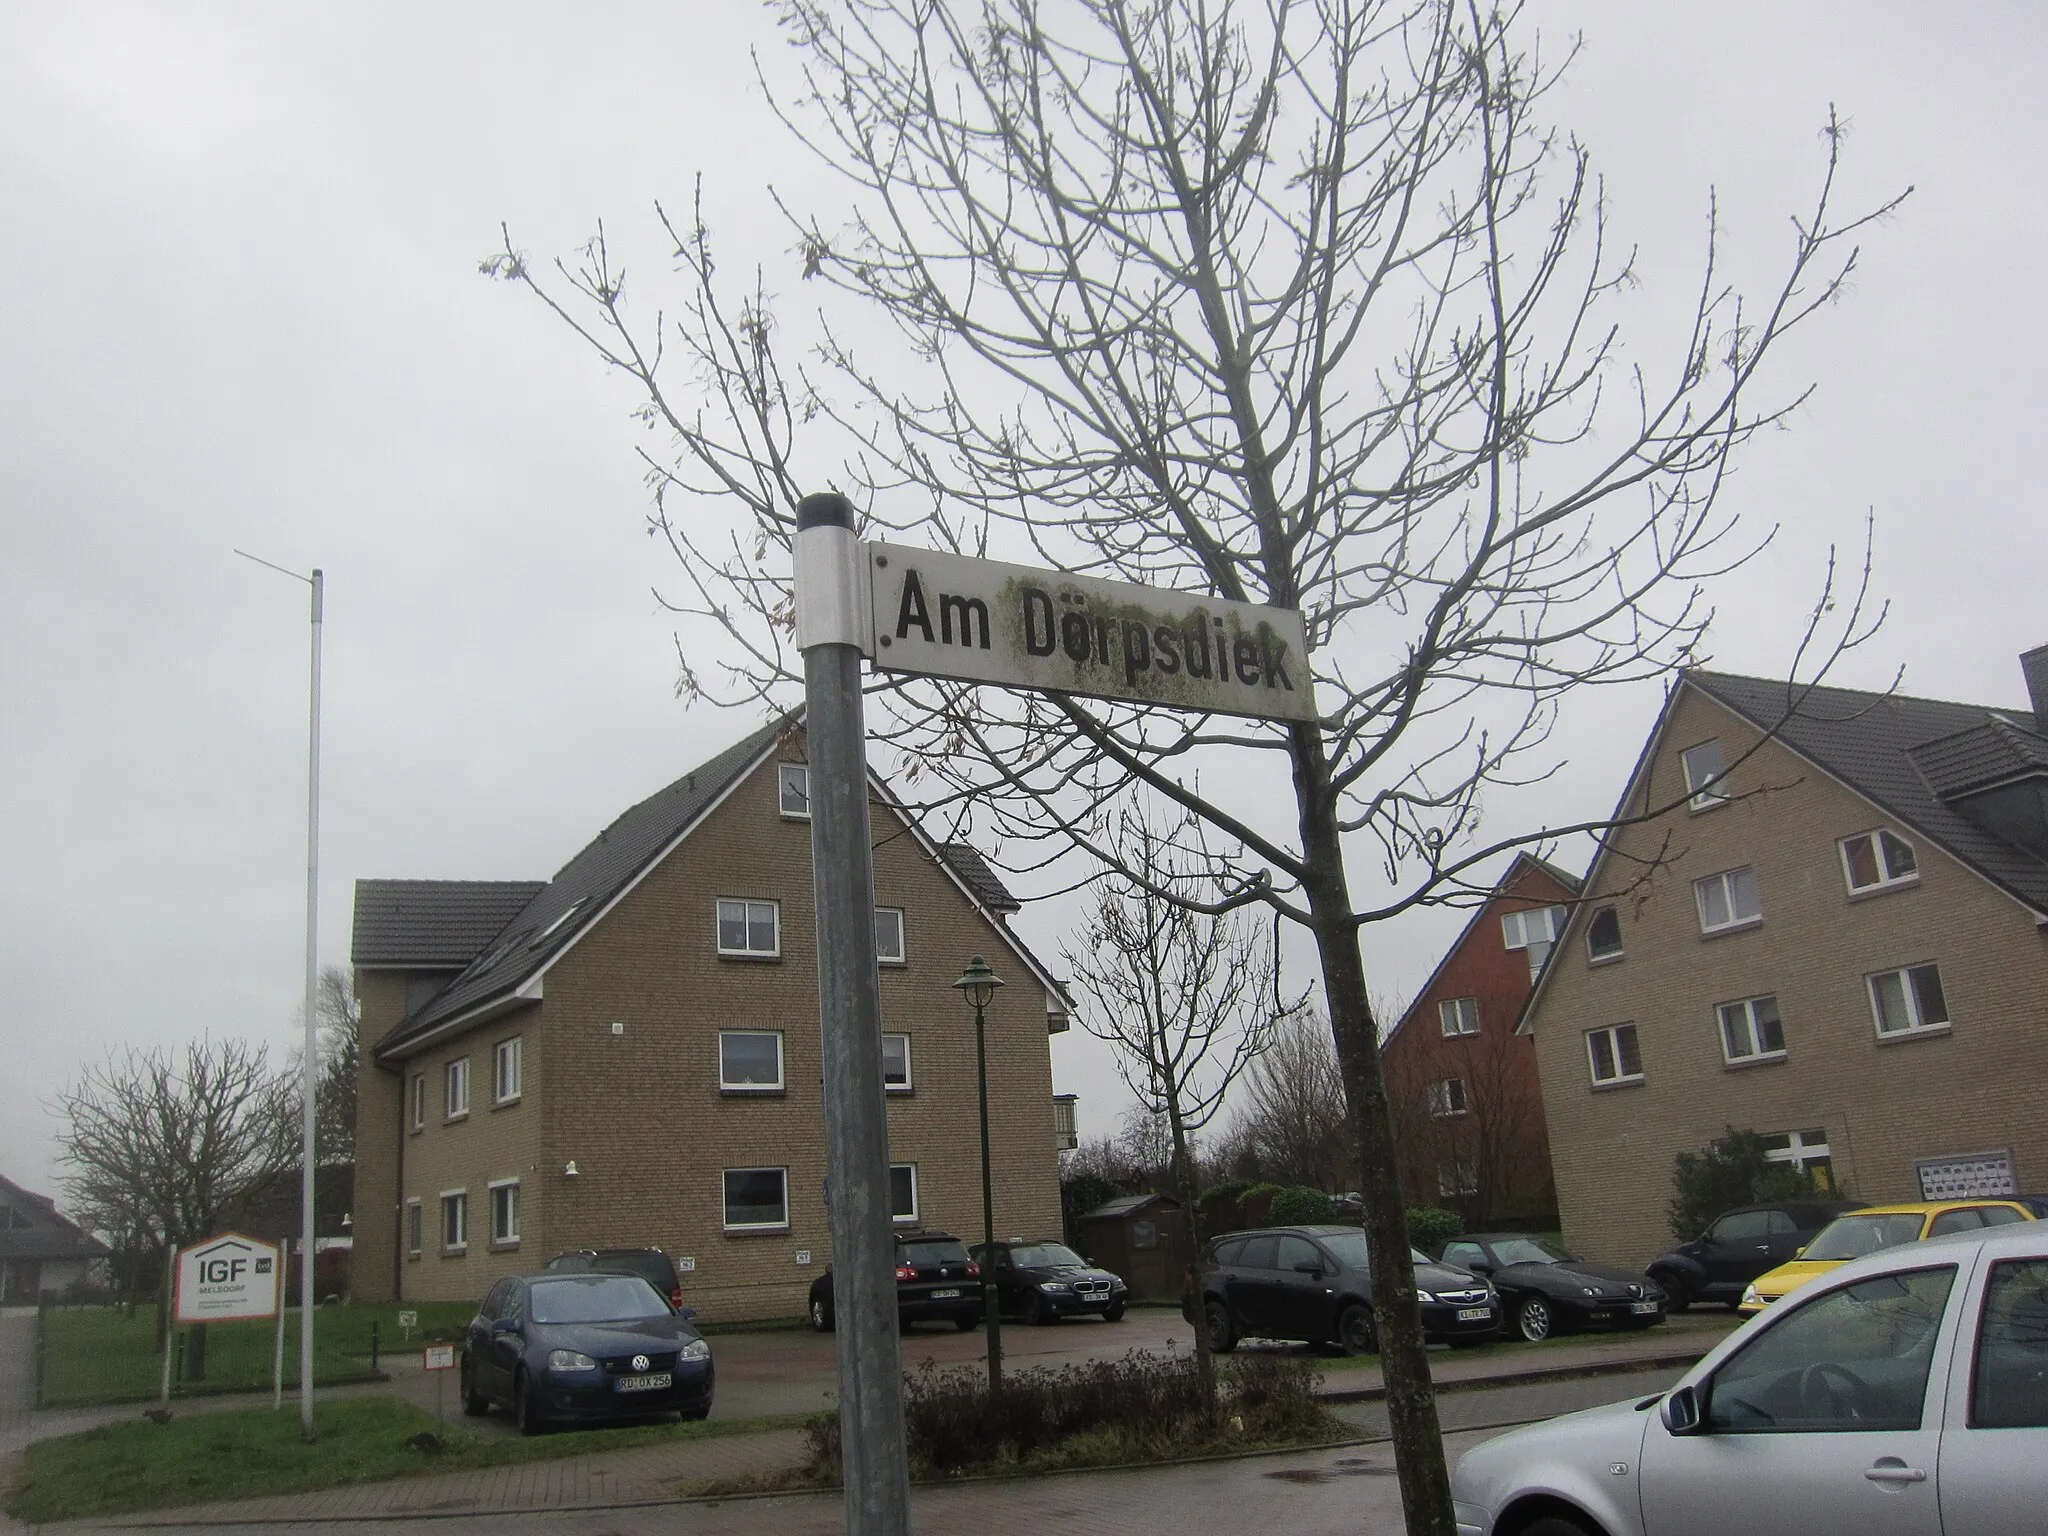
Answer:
[1801, 1213, 1928, 1263]
[1489, 1238, 1571, 1266]
[901, 1240, 971, 1267]
[528, 1276, 670, 1324]
[1314, 1233, 1432, 1269]
[1011, 1244, 1087, 1268]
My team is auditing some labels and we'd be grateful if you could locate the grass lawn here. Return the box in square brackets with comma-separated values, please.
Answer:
[6, 1396, 814, 1525]
[36, 1307, 383, 1408]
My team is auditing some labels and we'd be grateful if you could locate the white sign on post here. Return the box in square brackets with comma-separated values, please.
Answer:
[864, 543, 1317, 722]
[174, 1233, 282, 1323]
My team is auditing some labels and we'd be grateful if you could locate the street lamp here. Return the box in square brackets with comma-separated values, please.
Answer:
[952, 955, 1004, 1391]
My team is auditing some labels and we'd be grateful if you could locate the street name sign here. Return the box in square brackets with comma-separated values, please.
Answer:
[423, 1345, 457, 1371]
[863, 543, 1316, 722]
[174, 1233, 281, 1323]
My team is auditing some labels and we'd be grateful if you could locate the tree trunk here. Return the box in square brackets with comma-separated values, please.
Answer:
[1290, 723, 1456, 1536]
[1164, 1095, 1217, 1425]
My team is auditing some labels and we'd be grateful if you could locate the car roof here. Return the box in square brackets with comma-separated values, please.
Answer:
[1824, 1200, 2031, 1218]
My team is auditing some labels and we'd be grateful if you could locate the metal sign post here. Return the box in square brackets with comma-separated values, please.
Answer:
[793, 493, 910, 1536]
[423, 1344, 456, 1423]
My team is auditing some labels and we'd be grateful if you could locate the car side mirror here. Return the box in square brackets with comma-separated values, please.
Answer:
[1793, 1245, 1807, 1259]
[678, 1307, 697, 1321]
[1467, 1258, 1494, 1275]
[1661, 1384, 1705, 1436]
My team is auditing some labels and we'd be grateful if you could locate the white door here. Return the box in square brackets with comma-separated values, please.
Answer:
[1938, 1254, 2048, 1536]
[1638, 1265, 1958, 1536]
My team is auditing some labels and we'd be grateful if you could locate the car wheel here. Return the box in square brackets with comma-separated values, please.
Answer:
[1652, 1272, 1690, 1314]
[515, 1371, 546, 1436]
[1205, 1299, 1238, 1353]
[460, 1359, 489, 1417]
[1338, 1303, 1377, 1356]
[1516, 1296, 1554, 1343]
[1516, 1515, 1600, 1536]
[810, 1296, 834, 1333]
[1102, 1301, 1126, 1323]
[1029, 1292, 1054, 1326]
[954, 1312, 980, 1332]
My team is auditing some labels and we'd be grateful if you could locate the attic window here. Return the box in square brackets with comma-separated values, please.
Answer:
[1682, 740, 1729, 811]
[1586, 906, 1623, 963]
[778, 764, 810, 820]
[529, 900, 584, 948]
[1841, 830, 1918, 894]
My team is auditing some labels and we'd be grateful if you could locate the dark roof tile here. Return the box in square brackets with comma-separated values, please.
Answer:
[351, 881, 546, 968]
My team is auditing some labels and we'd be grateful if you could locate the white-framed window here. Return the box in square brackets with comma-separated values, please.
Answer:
[493, 1037, 523, 1104]
[875, 906, 906, 964]
[1840, 829, 1918, 894]
[1439, 996, 1480, 1037]
[1694, 866, 1762, 934]
[1501, 905, 1565, 977]
[489, 1179, 520, 1245]
[778, 763, 810, 819]
[1427, 1078, 1469, 1117]
[405, 1198, 422, 1256]
[1586, 1023, 1643, 1086]
[890, 1163, 919, 1223]
[882, 1033, 912, 1092]
[444, 1058, 471, 1119]
[1869, 962, 1950, 1039]
[1437, 1157, 1478, 1197]
[1762, 1128, 1834, 1186]
[718, 1030, 785, 1091]
[716, 898, 780, 957]
[440, 1190, 468, 1252]
[410, 1073, 425, 1133]
[1681, 739, 1729, 810]
[723, 1166, 789, 1230]
[1585, 906, 1623, 963]
[1717, 994, 1786, 1064]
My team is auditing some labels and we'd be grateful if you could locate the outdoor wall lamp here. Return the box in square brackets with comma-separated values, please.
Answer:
[563, 1160, 579, 1178]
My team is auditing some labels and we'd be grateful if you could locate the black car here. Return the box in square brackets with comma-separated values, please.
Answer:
[1186, 1225, 1498, 1354]
[545, 1248, 688, 1314]
[1437, 1234, 1665, 1343]
[1645, 1199, 1863, 1311]
[971, 1239, 1129, 1324]
[808, 1230, 983, 1333]
[461, 1271, 713, 1434]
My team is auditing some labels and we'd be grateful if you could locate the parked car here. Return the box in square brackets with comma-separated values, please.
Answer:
[1645, 1199, 1862, 1311]
[461, 1271, 712, 1434]
[1738, 1198, 2034, 1313]
[1185, 1225, 1498, 1354]
[1439, 1234, 1665, 1343]
[545, 1248, 687, 1313]
[1450, 1219, 2048, 1536]
[808, 1230, 983, 1333]
[970, 1239, 1129, 1323]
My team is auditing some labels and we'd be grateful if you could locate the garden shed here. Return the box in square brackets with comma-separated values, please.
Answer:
[1075, 1193, 1192, 1300]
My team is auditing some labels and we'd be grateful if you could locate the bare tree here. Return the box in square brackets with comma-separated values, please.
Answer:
[311, 966, 359, 1168]
[1064, 804, 1286, 1407]
[491, 2, 1901, 1522]
[1235, 1008, 1354, 1191]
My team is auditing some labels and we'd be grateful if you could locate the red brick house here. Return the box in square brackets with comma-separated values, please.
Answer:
[1379, 855, 1576, 1227]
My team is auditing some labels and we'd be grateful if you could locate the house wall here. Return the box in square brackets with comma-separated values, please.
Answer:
[369, 745, 1063, 1319]
[1381, 860, 1571, 1225]
[1530, 685, 2048, 1269]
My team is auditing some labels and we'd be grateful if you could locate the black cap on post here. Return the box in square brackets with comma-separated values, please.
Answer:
[797, 492, 856, 531]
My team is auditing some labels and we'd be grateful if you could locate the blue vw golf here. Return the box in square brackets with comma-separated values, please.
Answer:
[461, 1271, 713, 1433]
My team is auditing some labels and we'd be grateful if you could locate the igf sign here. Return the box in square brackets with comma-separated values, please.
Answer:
[174, 1233, 282, 1323]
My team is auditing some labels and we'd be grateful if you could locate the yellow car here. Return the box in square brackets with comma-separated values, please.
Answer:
[1738, 1198, 2034, 1312]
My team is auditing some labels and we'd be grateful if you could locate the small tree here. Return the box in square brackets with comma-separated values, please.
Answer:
[1669, 1129, 1818, 1242]
[1234, 1010, 1354, 1192]
[305, 966, 360, 1168]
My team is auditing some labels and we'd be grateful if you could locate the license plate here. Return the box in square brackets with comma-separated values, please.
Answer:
[1456, 1307, 1491, 1322]
[615, 1373, 673, 1393]
[1631, 1301, 1659, 1315]
[931, 1289, 961, 1299]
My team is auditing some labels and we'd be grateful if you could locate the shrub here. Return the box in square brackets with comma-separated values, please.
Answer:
[1404, 1206, 1464, 1254]
[1268, 1186, 1336, 1225]
[802, 1347, 1328, 1478]
[1668, 1129, 1817, 1242]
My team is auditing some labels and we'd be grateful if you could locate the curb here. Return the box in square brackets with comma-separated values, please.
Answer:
[1316, 1348, 1706, 1405]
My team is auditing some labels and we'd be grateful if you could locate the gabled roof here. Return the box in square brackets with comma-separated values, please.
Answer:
[0, 1174, 111, 1261]
[1079, 1193, 1181, 1220]
[1688, 671, 2048, 914]
[352, 881, 547, 968]
[940, 843, 1021, 914]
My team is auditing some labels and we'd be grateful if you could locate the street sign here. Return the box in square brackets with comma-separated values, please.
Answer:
[174, 1233, 281, 1323]
[864, 543, 1317, 722]
[422, 1345, 457, 1371]
[396, 1309, 418, 1338]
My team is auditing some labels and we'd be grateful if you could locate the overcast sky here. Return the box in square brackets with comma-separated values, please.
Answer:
[3, 3, 2042, 1203]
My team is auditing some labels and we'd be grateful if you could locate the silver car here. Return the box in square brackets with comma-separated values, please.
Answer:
[1451, 1219, 2047, 1536]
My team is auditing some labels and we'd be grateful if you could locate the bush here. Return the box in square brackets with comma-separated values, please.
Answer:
[1268, 1186, 1336, 1225]
[802, 1347, 1328, 1478]
[1668, 1129, 1818, 1242]
[1404, 1206, 1464, 1254]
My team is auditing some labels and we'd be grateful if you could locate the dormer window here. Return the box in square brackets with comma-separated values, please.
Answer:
[1501, 905, 1564, 977]
[1840, 830, 1918, 894]
[1681, 740, 1729, 811]
[778, 764, 810, 820]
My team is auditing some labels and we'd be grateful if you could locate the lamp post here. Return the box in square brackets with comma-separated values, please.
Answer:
[952, 955, 1004, 1391]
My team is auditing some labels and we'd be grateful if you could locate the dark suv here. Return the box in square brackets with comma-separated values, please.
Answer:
[1645, 1200, 1863, 1311]
[1186, 1225, 1498, 1354]
[972, 1239, 1128, 1323]
[808, 1230, 983, 1333]
[546, 1249, 687, 1314]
